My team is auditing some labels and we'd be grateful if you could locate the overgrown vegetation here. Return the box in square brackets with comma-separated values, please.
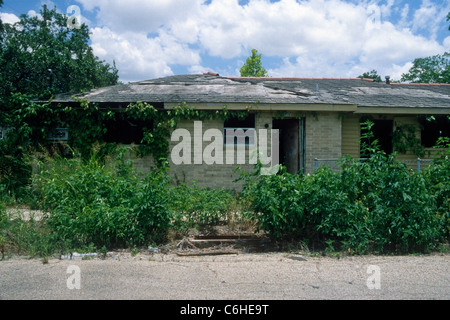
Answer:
[0, 4, 119, 201]
[239, 123, 449, 254]
[0, 121, 448, 260]
[0, 3, 448, 259]
[168, 183, 236, 232]
[0, 146, 245, 259]
[33, 150, 172, 251]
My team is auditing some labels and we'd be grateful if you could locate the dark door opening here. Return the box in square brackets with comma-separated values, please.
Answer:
[361, 119, 393, 156]
[272, 118, 305, 174]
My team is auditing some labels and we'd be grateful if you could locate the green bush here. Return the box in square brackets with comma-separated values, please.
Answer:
[337, 153, 441, 253]
[0, 200, 6, 229]
[241, 151, 445, 254]
[421, 138, 450, 242]
[34, 152, 172, 250]
[169, 183, 235, 231]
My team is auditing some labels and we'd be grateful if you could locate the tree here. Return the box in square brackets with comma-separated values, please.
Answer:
[0, 4, 119, 198]
[0, 5, 118, 100]
[447, 12, 450, 30]
[240, 49, 269, 77]
[401, 52, 450, 84]
[0, 0, 4, 39]
[358, 69, 382, 82]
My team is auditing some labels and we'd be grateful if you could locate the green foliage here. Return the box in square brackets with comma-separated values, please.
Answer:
[422, 137, 450, 239]
[33, 151, 172, 250]
[0, 1, 3, 35]
[240, 49, 269, 77]
[62, 99, 116, 159]
[392, 124, 425, 157]
[126, 102, 250, 166]
[0, 94, 110, 198]
[338, 153, 440, 253]
[359, 120, 380, 157]
[358, 69, 382, 82]
[447, 12, 450, 31]
[240, 121, 448, 254]
[0, 5, 118, 99]
[401, 52, 450, 84]
[0, 91, 249, 200]
[2, 212, 55, 260]
[0, 4, 118, 199]
[169, 184, 235, 231]
[0, 200, 6, 229]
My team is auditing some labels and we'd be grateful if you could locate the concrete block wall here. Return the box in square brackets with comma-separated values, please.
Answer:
[127, 111, 345, 189]
[304, 112, 342, 173]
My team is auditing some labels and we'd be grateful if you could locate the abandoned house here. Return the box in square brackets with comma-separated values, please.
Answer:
[49, 73, 450, 189]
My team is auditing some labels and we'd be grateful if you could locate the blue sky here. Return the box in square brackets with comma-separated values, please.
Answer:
[1, 0, 450, 83]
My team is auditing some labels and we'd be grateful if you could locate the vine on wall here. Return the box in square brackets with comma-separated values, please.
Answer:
[392, 124, 425, 158]
[0, 96, 251, 195]
[125, 102, 250, 166]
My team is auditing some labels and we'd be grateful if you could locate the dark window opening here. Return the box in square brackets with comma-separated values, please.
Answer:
[224, 114, 256, 146]
[419, 116, 450, 148]
[361, 119, 393, 156]
[104, 115, 152, 145]
[224, 114, 256, 128]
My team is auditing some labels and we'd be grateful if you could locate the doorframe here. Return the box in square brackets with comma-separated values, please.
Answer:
[272, 117, 306, 174]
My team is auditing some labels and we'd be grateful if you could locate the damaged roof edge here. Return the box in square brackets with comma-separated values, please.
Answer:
[355, 105, 450, 114]
[164, 102, 358, 112]
[45, 74, 450, 111]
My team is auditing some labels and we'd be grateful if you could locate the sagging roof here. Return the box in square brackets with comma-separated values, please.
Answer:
[51, 73, 450, 113]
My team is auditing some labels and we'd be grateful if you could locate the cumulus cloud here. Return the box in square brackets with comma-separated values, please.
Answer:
[0, 12, 20, 24]
[73, 0, 449, 82]
[89, 27, 201, 83]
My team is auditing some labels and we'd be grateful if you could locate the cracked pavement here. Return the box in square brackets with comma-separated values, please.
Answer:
[0, 252, 449, 300]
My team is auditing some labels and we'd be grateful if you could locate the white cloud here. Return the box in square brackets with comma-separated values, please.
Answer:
[411, 0, 440, 39]
[74, 0, 449, 82]
[76, 0, 203, 33]
[444, 36, 450, 51]
[89, 27, 201, 83]
[389, 62, 414, 82]
[0, 12, 20, 24]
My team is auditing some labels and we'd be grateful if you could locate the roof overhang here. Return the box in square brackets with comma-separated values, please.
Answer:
[165, 102, 358, 112]
[354, 106, 450, 114]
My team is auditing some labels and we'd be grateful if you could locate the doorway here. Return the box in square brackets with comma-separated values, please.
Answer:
[272, 118, 305, 174]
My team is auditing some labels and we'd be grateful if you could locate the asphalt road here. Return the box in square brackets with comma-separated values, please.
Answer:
[0, 251, 448, 301]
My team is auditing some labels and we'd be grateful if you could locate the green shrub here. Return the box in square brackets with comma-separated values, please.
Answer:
[241, 151, 444, 254]
[34, 152, 172, 250]
[0, 140, 32, 201]
[421, 138, 450, 242]
[0, 200, 6, 229]
[169, 184, 235, 231]
[238, 121, 448, 254]
[338, 153, 441, 253]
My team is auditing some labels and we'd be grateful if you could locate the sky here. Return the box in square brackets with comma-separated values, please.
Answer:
[1, 0, 450, 83]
